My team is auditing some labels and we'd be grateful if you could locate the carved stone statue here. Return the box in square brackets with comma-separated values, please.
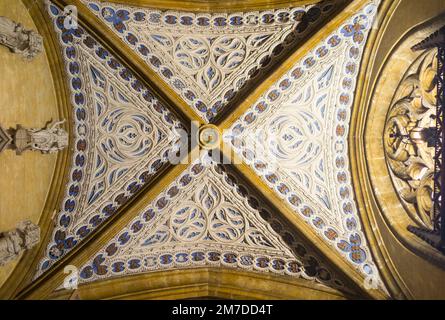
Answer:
[0, 16, 43, 60]
[0, 221, 40, 266]
[12, 119, 69, 154]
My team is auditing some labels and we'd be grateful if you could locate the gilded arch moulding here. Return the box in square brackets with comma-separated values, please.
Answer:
[48, 268, 351, 300]
[90, 0, 341, 12]
[351, 4, 445, 299]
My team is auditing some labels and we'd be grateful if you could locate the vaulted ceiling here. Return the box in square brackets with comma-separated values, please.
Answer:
[1, 0, 408, 300]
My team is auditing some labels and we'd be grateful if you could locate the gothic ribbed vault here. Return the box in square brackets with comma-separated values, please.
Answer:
[2, 0, 445, 300]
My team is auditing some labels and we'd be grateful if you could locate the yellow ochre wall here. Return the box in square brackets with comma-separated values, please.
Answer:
[0, 0, 59, 287]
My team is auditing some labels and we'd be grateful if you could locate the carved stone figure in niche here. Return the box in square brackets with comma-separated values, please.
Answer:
[0, 221, 40, 266]
[11, 119, 69, 155]
[384, 49, 437, 229]
[0, 123, 12, 153]
[0, 16, 43, 60]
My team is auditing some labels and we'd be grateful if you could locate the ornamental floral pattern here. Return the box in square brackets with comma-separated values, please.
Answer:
[77, 154, 350, 293]
[82, 0, 342, 121]
[35, 2, 185, 278]
[384, 49, 437, 229]
[225, 1, 384, 288]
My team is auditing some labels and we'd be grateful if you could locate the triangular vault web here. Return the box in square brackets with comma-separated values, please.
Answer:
[76, 154, 354, 294]
[82, 0, 345, 122]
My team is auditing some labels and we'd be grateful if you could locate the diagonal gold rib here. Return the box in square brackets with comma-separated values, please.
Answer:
[212, 0, 351, 125]
[218, 142, 388, 299]
[0, 0, 75, 299]
[14, 118, 199, 299]
[217, 0, 371, 130]
[14, 160, 192, 299]
[60, 0, 206, 125]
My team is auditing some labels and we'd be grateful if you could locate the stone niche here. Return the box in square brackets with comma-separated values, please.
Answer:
[362, 8, 445, 298]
